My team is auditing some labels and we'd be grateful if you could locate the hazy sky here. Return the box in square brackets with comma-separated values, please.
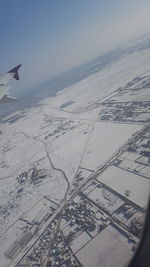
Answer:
[0, 0, 150, 96]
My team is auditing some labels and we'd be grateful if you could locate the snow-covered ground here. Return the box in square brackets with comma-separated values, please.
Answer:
[87, 185, 124, 214]
[97, 166, 150, 208]
[42, 49, 150, 112]
[81, 122, 141, 170]
[76, 225, 133, 267]
[110, 87, 150, 102]
[0, 47, 150, 266]
[70, 231, 91, 253]
[0, 197, 57, 267]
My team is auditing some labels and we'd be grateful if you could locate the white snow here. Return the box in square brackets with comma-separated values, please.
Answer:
[97, 166, 150, 208]
[76, 225, 133, 267]
[0, 47, 150, 266]
[42, 49, 150, 112]
[81, 122, 141, 170]
[110, 88, 150, 102]
[70, 231, 91, 253]
[87, 186, 124, 214]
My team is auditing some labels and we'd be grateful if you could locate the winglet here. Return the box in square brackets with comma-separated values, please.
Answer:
[8, 64, 22, 80]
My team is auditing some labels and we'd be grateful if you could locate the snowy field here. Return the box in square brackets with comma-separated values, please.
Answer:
[81, 122, 141, 170]
[97, 166, 150, 208]
[0, 168, 66, 236]
[110, 87, 150, 102]
[0, 47, 150, 266]
[87, 186, 124, 214]
[70, 231, 91, 253]
[42, 49, 150, 112]
[0, 197, 57, 267]
[0, 220, 24, 267]
[76, 225, 133, 267]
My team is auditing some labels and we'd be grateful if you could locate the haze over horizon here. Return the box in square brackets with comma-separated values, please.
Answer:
[0, 0, 150, 96]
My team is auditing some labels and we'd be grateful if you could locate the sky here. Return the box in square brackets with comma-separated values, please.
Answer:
[0, 0, 150, 96]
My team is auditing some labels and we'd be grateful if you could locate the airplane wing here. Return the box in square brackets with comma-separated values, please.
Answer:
[0, 85, 11, 98]
[0, 73, 14, 85]
[0, 95, 17, 104]
[0, 65, 21, 104]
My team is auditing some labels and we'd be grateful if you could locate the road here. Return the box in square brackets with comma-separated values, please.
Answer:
[12, 123, 146, 266]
